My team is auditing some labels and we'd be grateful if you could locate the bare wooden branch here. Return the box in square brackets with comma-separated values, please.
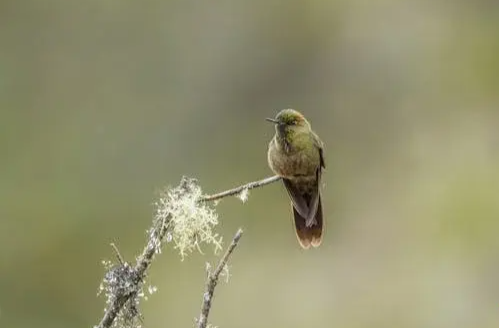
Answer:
[97, 295, 129, 328]
[197, 228, 244, 328]
[201, 175, 281, 202]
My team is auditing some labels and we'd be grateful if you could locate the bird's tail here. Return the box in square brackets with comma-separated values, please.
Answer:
[292, 196, 323, 249]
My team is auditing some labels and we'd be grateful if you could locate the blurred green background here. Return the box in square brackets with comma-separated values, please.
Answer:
[1, 1, 499, 327]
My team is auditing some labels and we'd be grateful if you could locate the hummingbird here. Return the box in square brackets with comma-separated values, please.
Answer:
[266, 109, 325, 249]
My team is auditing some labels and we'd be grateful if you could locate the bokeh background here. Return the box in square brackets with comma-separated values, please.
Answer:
[1, 1, 499, 327]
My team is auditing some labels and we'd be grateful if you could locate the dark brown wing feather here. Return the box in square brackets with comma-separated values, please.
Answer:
[310, 196, 323, 247]
[313, 141, 325, 248]
[305, 167, 322, 226]
[319, 147, 325, 169]
[282, 178, 309, 219]
[312, 131, 325, 169]
[293, 195, 323, 249]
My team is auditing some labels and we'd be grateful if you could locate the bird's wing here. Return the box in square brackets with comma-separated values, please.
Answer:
[282, 178, 309, 219]
[306, 131, 324, 226]
[312, 131, 325, 169]
[284, 175, 320, 228]
[319, 147, 325, 169]
[305, 168, 321, 226]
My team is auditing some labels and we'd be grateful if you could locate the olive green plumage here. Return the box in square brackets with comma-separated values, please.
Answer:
[266, 109, 325, 249]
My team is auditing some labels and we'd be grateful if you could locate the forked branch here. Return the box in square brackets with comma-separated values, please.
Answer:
[197, 228, 244, 328]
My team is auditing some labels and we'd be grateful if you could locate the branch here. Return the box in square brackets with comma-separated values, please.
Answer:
[96, 208, 170, 328]
[201, 175, 281, 202]
[95, 179, 178, 328]
[197, 228, 244, 328]
[95, 175, 280, 328]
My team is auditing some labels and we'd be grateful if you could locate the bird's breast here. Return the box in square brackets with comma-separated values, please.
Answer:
[267, 138, 319, 178]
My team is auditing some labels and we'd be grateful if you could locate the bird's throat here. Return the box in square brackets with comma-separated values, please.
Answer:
[276, 130, 292, 153]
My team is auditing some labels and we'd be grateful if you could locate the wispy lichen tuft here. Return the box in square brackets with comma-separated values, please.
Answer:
[220, 264, 231, 283]
[237, 188, 249, 203]
[153, 177, 223, 259]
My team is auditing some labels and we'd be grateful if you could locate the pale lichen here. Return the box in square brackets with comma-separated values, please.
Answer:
[219, 264, 231, 283]
[153, 177, 223, 260]
[237, 188, 249, 203]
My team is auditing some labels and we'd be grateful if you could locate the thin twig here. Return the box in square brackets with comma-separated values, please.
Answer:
[197, 228, 244, 328]
[110, 243, 125, 266]
[201, 175, 281, 202]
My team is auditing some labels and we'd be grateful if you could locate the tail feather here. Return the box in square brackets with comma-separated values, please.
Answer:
[310, 197, 323, 247]
[292, 196, 323, 249]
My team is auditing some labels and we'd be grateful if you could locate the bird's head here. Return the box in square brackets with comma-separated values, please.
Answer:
[266, 109, 311, 139]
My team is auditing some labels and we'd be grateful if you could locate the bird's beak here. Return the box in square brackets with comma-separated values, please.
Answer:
[265, 118, 279, 124]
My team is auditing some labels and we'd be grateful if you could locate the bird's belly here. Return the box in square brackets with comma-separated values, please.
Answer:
[268, 146, 318, 178]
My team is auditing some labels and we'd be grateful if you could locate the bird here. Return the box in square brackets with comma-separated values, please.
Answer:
[266, 109, 325, 249]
